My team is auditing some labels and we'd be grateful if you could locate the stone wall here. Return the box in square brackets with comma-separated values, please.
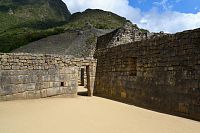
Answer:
[0, 53, 96, 101]
[97, 22, 151, 50]
[94, 28, 200, 121]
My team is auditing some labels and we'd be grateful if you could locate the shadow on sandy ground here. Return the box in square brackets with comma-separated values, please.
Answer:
[77, 86, 88, 96]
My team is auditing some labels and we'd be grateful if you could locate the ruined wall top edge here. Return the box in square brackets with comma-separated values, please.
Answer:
[0, 53, 97, 63]
[95, 27, 200, 51]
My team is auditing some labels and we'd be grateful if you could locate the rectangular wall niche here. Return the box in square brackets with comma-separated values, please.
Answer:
[61, 82, 65, 87]
[112, 57, 137, 76]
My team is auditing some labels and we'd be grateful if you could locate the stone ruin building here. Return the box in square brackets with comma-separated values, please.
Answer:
[0, 53, 96, 100]
[97, 22, 150, 49]
[0, 22, 200, 121]
[94, 27, 200, 121]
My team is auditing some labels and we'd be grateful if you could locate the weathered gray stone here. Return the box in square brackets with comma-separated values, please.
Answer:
[0, 95, 6, 101]
[4, 95, 14, 101]
[13, 92, 27, 100]
[26, 83, 36, 91]
[95, 27, 200, 121]
[46, 88, 59, 97]
[1, 84, 17, 95]
[26, 91, 41, 99]
[40, 89, 47, 98]
[0, 53, 96, 101]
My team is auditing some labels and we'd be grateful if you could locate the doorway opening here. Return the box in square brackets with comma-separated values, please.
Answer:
[80, 68, 85, 86]
[78, 66, 91, 96]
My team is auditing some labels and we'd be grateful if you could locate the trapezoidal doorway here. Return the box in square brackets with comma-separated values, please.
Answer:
[78, 66, 92, 96]
[80, 68, 85, 86]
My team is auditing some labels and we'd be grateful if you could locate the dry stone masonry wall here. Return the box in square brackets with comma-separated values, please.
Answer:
[97, 22, 154, 50]
[0, 53, 96, 101]
[94, 28, 200, 121]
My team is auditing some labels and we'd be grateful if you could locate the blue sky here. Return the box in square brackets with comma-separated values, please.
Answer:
[64, 0, 200, 33]
[129, 0, 200, 13]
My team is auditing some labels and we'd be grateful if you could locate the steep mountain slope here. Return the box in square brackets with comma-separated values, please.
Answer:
[12, 9, 130, 57]
[13, 27, 113, 58]
[13, 9, 150, 58]
[0, 0, 70, 31]
[0, 0, 71, 52]
[65, 9, 128, 30]
[12, 30, 79, 55]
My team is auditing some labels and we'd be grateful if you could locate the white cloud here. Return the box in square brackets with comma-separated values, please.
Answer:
[63, 0, 200, 33]
[139, 10, 200, 33]
[153, 0, 173, 11]
[64, 0, 141, 22]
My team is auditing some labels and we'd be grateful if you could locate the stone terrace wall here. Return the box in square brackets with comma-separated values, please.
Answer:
[0, 53, 96, 101]
[94, 28, 200, 121]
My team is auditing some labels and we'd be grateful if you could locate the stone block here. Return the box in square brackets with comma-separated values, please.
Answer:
[53, 82, 61, 87]
[59, 87, 65, 94]
[29, 75, 38, 82]
[26, 91, 41, 99]
[13, 92, 26, 100]
[59, 74, 70, 81]
[65, 87, 77, 94]
[49, 75, 56, 81]
[56, 87, 62, 95]
[11, 66, 20, 70]
[2, 65, 11, 70]
[121, 91, 127, 98]
[26, 83, 36, 91]
[59, 67, 76, 74]
[5, 95, 13, 101]
[1, 84, 17, 95]
[28, 66, 34, 70]
[1, 76, 11, 84]
[40, 89, 47, 98]
[41, 82, 50, 89]
[41, 75, 51, 82]
[7, 75, 30, 84]
[49, 82, 53, 88]
[55, 75, 60, 82]
[16, 84, 26, 93]
[35, 91, 41, 98]
[46, 88, 60, 97]
[0, 96, 6, 101]
[35, 83, 42, 90]
[178, 103, 189, 114]
[65, 81, 70, 87]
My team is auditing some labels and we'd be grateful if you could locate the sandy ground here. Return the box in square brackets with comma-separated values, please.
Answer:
[0, 88, 200, 133]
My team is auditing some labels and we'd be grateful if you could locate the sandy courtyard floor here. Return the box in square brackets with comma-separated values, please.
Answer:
[0, 95, 200, 133]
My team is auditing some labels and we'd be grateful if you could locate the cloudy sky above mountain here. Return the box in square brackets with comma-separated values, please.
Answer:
[63, 0, 200, 33]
